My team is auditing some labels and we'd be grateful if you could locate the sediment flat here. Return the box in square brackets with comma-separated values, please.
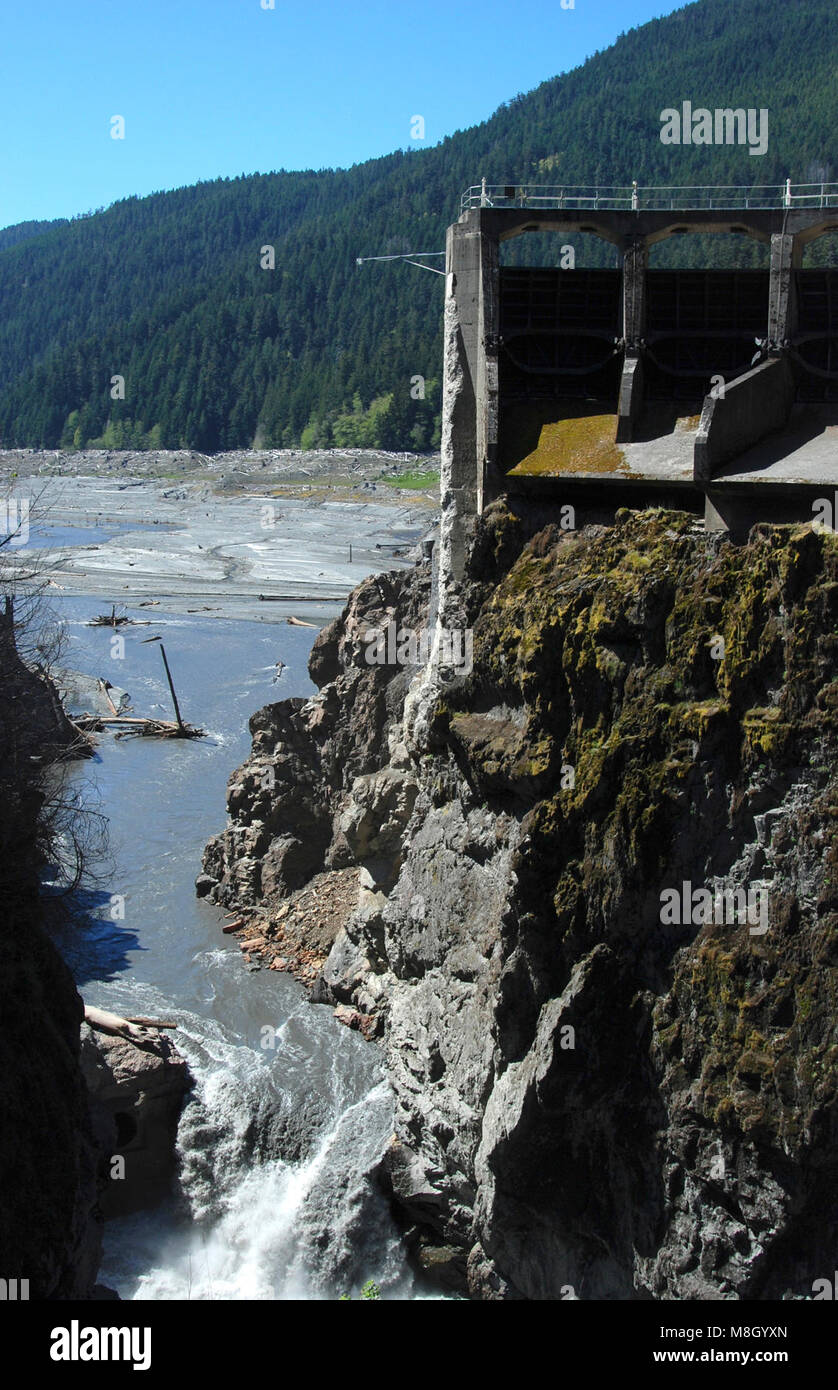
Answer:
[1, 450, 439, 623]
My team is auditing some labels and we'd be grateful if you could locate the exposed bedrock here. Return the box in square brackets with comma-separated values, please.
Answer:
[0, 919, 103, 1298]
[203, 503, 838, 1300]
[200, 565, 431, 907]
[80, 1008, 192, 1218]
[0, 614, 99, 1297]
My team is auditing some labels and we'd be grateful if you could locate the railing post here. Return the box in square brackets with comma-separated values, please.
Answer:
[631, 180, 638, 211]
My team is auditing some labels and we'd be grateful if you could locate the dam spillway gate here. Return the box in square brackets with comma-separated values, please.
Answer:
[441, 184, 838, 566]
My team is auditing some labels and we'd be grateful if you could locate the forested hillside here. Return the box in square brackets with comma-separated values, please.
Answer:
[0, 0, 835, 453]
[0, 219, 68, 253]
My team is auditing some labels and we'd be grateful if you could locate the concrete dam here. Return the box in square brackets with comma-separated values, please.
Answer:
[440, 183, 838, 580]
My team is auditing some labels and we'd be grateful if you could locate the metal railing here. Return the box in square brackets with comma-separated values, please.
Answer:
[460, 180, 838, 214]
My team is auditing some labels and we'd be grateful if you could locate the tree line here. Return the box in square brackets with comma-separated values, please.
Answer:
[0, 0, 834, 453]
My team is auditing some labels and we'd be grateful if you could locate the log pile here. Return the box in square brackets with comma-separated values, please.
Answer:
[72, 714, 204, 739]
[70, 643, 204, 739]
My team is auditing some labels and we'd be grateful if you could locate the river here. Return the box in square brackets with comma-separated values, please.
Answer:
[36, 503, 424, 1300]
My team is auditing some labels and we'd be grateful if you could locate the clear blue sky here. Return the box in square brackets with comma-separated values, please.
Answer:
[0, 0, 685, 228]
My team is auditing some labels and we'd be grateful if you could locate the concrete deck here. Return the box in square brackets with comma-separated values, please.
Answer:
[504, 403, 698, 485]
[503, 402, 836, 493]
[712, 405, 838, 487]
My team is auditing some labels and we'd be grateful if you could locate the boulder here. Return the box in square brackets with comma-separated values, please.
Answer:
[81, 1009, 192, 1217]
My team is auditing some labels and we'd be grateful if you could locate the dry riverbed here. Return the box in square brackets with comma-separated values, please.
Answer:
[0, 450, 438, 623]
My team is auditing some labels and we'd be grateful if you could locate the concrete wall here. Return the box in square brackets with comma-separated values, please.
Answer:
[437, 219, 484, 624]
[694, 356, 796, 481]
[768, 232, 801, 348]
[616, 354, 644, 443]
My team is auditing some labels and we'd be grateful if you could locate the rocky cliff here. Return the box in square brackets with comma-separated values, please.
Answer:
[81, 1006, 192, 1218]
[0, 599, 103, 1297]
[201, 504, 838, 1300]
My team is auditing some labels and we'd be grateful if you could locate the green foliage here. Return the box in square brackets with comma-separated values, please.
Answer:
[0, 218, 68, 252]
[0, 0, 835, 452]
[339, 1279, 381, 1300]
[381, 469, 440, 490]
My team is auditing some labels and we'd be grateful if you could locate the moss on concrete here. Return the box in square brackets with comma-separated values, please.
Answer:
[504, 402, 628, 476]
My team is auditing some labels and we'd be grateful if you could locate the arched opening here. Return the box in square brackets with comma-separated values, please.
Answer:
[648, 232, 769, 271]
[498, 228, 622, 475]
[801, 229, 838, 270]
[500, 229, 619, 271]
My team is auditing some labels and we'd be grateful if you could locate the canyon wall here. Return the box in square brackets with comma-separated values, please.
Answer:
[0, 601, 102, 1297]
[202, 505, 838, 1299]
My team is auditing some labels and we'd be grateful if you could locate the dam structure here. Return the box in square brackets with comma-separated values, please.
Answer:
[439, 182, 838, 591]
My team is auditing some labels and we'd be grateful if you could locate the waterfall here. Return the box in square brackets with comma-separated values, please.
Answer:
[99, 990, 414, 1301]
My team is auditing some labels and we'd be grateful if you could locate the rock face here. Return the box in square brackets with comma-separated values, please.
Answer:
[0, 597, 89, 763]
[0, 917, 102, 1299]
[201, 566, 431, 909]
[203, 504, 838, 1300]
[0, 602, 100, 1298]
[80, 1009, 192, 1217]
